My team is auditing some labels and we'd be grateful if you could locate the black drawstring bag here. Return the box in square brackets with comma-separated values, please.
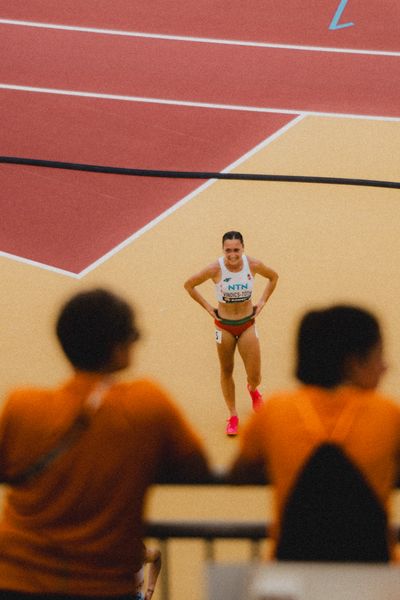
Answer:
[276, 442, 389, 563]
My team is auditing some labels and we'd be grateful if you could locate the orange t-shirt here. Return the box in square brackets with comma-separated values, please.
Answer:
[238, 385, 400, 556]
[0, 372, 208, 596]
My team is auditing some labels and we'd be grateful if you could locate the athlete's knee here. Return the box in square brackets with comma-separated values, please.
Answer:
[220, 362, 234, 378]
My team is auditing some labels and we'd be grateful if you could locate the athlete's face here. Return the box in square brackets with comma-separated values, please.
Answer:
[223, 238, 244, 267]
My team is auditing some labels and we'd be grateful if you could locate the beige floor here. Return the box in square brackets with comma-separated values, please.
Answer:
[2, 115, 400, 599]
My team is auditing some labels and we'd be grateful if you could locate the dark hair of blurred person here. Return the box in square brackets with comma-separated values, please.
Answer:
[296, 305, 381, 388]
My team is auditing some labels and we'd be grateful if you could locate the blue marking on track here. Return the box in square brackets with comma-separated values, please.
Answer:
[329, 0, 354, 30]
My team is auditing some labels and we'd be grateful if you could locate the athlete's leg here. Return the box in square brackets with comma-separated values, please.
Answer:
[215, 327, 238, 416]
[237, 325, 263, 410]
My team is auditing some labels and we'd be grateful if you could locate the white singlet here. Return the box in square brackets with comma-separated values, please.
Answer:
[215, 255, 254, 303]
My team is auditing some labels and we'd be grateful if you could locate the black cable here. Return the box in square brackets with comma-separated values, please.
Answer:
[1, 155, 400, 190]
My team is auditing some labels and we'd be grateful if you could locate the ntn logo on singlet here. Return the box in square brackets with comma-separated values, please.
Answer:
[228, 283, 249, 291]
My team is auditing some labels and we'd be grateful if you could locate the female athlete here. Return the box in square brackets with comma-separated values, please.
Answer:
[184, 231, 278, 435]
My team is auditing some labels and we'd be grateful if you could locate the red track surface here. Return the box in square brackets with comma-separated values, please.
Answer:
[1, 24, 399, 118]
[1, 3, 399, 275]
[0, 0, 399, 52]
[1, 89, 294, 274]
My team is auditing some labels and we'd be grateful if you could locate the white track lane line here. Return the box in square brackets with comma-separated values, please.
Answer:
[2, 18, 399, 275]
[1, 116, 305, 278]
[0, 250, 82, 279]
[77, 115, 305, 278]
[1, 84, 400, 122]
[1, 18, 400, 58]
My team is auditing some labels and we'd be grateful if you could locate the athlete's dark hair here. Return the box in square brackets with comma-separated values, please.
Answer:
[222, 231, 244, 245]
[56, 288, 139, 372]
[296, 305, 381, 388]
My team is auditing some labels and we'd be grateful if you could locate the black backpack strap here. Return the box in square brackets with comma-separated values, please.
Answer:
[3, 379, 112, 486]
[5, 414, 89, 486]
[293, 389, 364, 445]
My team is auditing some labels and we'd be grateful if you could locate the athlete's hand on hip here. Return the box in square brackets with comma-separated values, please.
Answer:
[254, 302, 265, 317]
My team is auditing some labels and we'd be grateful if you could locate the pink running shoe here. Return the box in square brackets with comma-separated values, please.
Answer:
[247, 384, 263, 412]
[226, 415, 239, 436]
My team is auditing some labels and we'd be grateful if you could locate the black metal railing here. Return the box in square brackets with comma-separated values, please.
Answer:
[145, 518, 268, 600]
[144, 472, 400, 600]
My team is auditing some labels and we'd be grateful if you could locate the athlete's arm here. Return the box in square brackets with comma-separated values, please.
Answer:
[184, 263, 220, 319]
[249, 258, 279, 317]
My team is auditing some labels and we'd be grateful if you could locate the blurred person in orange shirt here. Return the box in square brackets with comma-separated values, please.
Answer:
[0, 288, 210, 599]
[229, 304, 400, 562]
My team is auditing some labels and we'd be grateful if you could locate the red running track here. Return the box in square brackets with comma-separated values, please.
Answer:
[0, 0, 399, 52]
[2, 4, 399, 275]
[1, 89, 295, 274]
[1, 24, 399, 119]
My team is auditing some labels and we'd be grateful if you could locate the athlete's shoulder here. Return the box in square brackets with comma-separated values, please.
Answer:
[245, 255, 258, 264]
[208, 259, 222, 274]
[246, 255, 263, 270]
[200, 260, 222, 282]
[247, 256, 278, 279]
[185, 260, 220, 286]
